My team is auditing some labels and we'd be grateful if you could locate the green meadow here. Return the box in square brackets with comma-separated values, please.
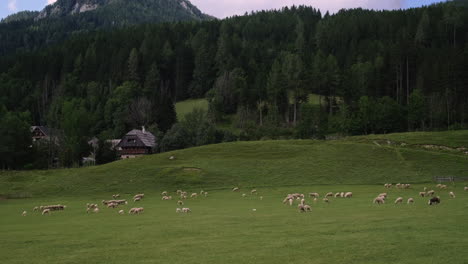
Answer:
[1, 131, 467, 263]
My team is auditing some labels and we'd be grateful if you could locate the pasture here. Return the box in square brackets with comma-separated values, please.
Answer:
[1, 185, 467, 264]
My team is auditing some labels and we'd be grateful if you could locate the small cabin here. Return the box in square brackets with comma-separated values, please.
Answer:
[31, 126, 52, 142]
[116, 127, 156, 159]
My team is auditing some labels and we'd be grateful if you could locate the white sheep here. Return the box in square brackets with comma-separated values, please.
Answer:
[303, 205, 311, 211]
[42, 209, 51, 215]
[340, 192, 345, 198]
[449, 192, 456, 198]
[22, 211, 27, 216]
[288, 198, 293, 206]
[313, 198, 317, 203]
[93, 208, 100, 213]
[427, 190, 435, 196]
[378, 193, 387, 198]
[176, 208, 182, 213]
[325, 192, 334, 197]
[161, 191, 168, 196]
[323, 198, 330, 203]
[118, 210, 124, 215]
[260, 196, 263, 200]
[251, 189, 257, 195]
[191, 193, 198, 198]
[33, 206, 39, 212]
[407, 198, 414, 204]
[204, 192, 208, 197]
[419, 192, 426, 197]
[334, 192, 340, 198]
[345, 192, 353, 198]
[232, 187, 240, 192]
[242, 193, 247, 198]
[309, 192, 319, 198]
[373, 197, 385, 204]
[182, 208, 191, 213]
[112, 194, 120, 199]
[177, 200, 184, 206]
[134, 197, 142, 202]
[464, 186, 468, 191]
[394, 197, 403, 204]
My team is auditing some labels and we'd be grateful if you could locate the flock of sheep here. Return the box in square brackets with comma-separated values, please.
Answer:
[20, 184, 467, 216]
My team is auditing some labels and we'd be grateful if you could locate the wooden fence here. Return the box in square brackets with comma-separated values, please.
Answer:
[433, 177, 468, 182]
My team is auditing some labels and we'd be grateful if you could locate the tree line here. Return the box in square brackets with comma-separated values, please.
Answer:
[0, 3, 467, 169]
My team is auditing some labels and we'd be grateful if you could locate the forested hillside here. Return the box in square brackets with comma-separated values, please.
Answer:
[0, 2, 467, 169]
[0, 0, 211, 56]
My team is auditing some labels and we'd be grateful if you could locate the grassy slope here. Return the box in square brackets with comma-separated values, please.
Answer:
[175, 99, 209, 121]
[1, 131, 467, 197]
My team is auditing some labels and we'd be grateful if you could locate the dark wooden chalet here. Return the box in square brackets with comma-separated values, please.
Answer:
[31, 126, 56, 142]
[116, 128, 156, 159]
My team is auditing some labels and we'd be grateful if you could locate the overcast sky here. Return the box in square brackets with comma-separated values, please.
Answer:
[1, 0, 446, 20]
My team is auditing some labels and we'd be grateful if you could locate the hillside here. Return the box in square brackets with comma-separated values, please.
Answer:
[1, 131, 467, 197]
[0, 0, 212, 55]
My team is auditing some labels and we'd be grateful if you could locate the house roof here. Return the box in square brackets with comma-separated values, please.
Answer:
[31, 126, 62, 137]
[117, 129, 156, 148]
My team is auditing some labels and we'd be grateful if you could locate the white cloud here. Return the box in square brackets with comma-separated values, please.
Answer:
[8, 0, 17, 12]
[47, 0, 57, 5]
[190, 0, 406, 18]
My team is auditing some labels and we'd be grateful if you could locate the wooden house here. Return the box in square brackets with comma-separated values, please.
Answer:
[116, 127, 156, 159]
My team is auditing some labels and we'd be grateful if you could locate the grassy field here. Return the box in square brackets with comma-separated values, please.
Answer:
[175, 99, 209, 121]
[0, 185, 467, 264]
[1, 132, 467, 263]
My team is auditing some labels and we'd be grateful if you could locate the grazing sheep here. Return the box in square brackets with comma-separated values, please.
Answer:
[288, 199, 293, 206]
[373, 197, 385, 204]
[464, 186, 468, 191]
[204, 192, 208, 197]
[191, 193, 198, 198]
[22, 211, 27, 216]
[182, 208, 191, 213]
[162, 196, 172, 201]
[334, 192, 341, 198]
[378, 193, 387, 198]
[134, 197, 142, 202]
[176, 190, 183, 195]
[303, 205, 311, 211]
[133, 194, 144, 200]
[252, 209, 257, 212]
[169, 156, 175, 160]
[232, 187, 240, 192]
[42, 209, 50, 215]
[251, 189, 257, 195]
[449, 192, 455, 198]
[423, 187, 427, 192]
[396, 183, 401, 189]
[300, 198, 305, 206]
[323, 198, 330, 203]
[394, 197, 403, 204]
[345, 192, 353, 198]
[298, 204, 306, 212]
[93, 208, 100, 213]
[428, 197, 440, 205]
[407, 198, 414, 204]
[419, 192, 426, 197]
[340, 192, 345, 198]
[309, 192, 319, 198]
[242, 193, 247, 198]
[180, 195, 187, 200]
[313, 198, 317, 203]
[112, 194, 120, 199]
[177, 200, 184, 206]
[33, 206, 39, 212]
[161, 191, 168, 196]
[325, 192, 334, 198]
[427, 190, 435, 196]
[260, 196, 263, 200]
[440, 185, 447, 189]
[107, 203, 118, 208]
[436, 184, 442, 188]
[118, 210, 124, 215]
[384, 183, 393, 189]
[129, 208, 144, 214]
[176, 208, 182, 213]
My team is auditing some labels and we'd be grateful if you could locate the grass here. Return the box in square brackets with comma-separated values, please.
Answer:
[0, 185, 467, 264]
[1, 131, 468, 263]
[1, 134, 468, 197]
[175, 99, 209, 121]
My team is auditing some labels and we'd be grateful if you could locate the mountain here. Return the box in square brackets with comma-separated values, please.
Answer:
[0, 0, 212, 55]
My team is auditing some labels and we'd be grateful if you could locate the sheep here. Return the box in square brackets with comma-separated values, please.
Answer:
[161, 191, 168, 196]
[33, 206, 39, 212]
[129, 207, 144, 214]
[93, 208, 100, 213]
[384, 183, 393, 188]
[180, 195, 187, 200]
[42, 209, 50, 215]
[323, 198, 330, 203]
[394, 197, 403, 204]
[313, 198, 317, 203]
[204, 192, 208, 197]
[373, 197, 385, 204]
[334, 192, 341, 198]
[428, 197, 440, 205]
[232, 187, 240, 192]
[436, 184, 442, 188]
[407, 198, 414, 204]
[340, 192, 345, 198]
[396, 183, 402, 189]
[260, 196, 263, 200]
[176, 208, 182, 213]
[300, 198, 305, 206]
[378, 193, 387, 198]
[119, 210, 124, 215]
[252, 209, 257, 212]
[176, 190, 183, 195]
[251, 189, 257, 195]
[112, 194, 120, 199]
[423, 187, 427, 192]
[134, 197, 142, 202]
[325, 192, 334, 198]
[298, 204, 306, 213]
[182, 208, 191, 213]
[345, 192, 353, 198]
[191, 193, 198, 198]
[309, 192, 319, 198]
[288, 198, 293, 206]
[464, 186, 468, 191]
[419, 192, 426, 197]
[177, 200, 184, 206]
[242, 193, 247, 198]
[427, 190, 435, 196]
[22, 211, 27, 216]
[440, 185, 447, 189]
[107, 203, 118, 208]
[303, 205, 311, 211]
[162, 196, 172, 201]
[449, 192, 455, 198]
[133, 194, 144, 200]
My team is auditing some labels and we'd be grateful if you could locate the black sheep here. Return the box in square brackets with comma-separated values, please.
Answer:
[428, 197, 441, 205]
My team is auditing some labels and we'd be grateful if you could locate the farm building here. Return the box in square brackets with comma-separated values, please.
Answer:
[30, 126, 61, 143]
[116, 127, 156, 159]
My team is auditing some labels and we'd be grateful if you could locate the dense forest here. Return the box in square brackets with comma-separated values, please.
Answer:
[1, 2, 467, 169]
